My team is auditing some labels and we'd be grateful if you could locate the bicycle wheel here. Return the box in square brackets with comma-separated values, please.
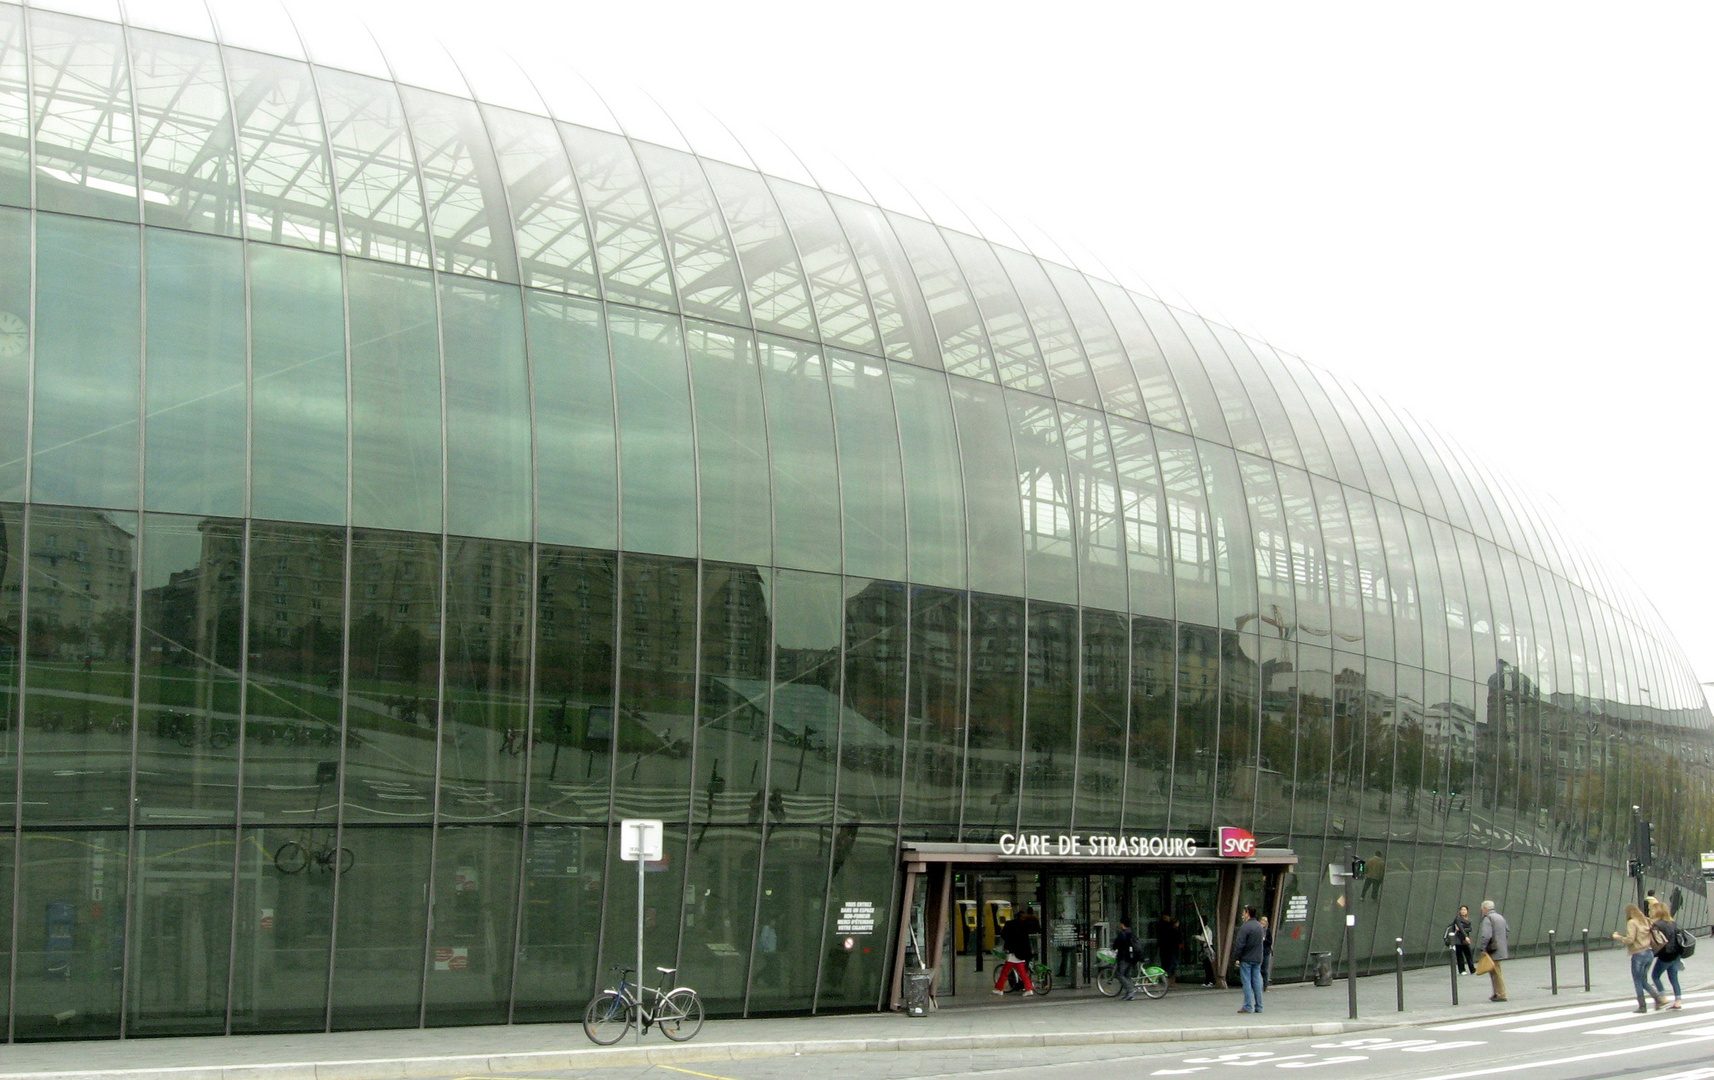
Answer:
[1031, 964, 1051, 995]
[1095, 964, 1120, 997]
[336, 847, 355, 874]
[1139, 967, 1168, 999]
[582, 991, 631, 1045]
[274, 841, 309, 874]
[658, 988, 704, 1041]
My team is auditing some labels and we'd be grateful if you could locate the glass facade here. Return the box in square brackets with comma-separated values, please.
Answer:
[0, 0, 1710, 1039]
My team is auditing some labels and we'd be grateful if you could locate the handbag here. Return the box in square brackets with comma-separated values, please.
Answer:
[1474, 951, 1495, 976]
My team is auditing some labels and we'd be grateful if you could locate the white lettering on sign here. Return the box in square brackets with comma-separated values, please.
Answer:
[837, 900, 876, 934]
[1285, 895, 1309, 922]
[998, 833, 1201, 857]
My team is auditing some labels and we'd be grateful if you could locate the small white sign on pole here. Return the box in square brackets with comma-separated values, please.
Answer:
[620, 819, 664, 862]
[1328, 862, 1350, 886]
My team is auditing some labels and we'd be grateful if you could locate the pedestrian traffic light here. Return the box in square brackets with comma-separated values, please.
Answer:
[1349, 856, 1366, 879]
[1627, 859, 1642, 878]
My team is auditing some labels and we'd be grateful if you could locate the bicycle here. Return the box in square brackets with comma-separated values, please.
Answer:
[991, 948, 1053, 995]
[1094, 948, 1169, 998]
[274, 830, 355, 875]
[584, 965, 704, 1044]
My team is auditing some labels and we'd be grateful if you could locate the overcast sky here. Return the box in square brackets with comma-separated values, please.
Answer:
[329, 0, 1714, 699]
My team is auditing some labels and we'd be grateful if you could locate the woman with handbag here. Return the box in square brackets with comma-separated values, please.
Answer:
[1446, 905, 1475, 974]
[1612, 903, 1661, 1012]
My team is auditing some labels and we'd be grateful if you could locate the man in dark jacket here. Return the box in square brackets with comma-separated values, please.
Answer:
[1111, 918, 1141, 1000]
[1234, 906, 1266, 1013]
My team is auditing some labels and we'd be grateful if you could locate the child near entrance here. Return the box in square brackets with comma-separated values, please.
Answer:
[991, 907, 1039, 996]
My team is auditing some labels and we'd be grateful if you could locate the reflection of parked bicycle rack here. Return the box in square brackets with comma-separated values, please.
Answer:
[274, 831, 354, 875]
[152, 711, 236, 749]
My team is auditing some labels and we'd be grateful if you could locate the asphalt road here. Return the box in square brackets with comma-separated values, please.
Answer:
[435, 992, 1714, 1080]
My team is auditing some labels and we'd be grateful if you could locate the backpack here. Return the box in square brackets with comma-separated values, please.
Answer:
[1652, 920, 1683, 962]
[1674, 926, 1697, 960]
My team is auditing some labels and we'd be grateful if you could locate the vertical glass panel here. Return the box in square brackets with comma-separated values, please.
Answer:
[125, 829, 235, 1035]
[1213, 326, 1304, 470]
[344, 529, 441, 824]
[762, 570, 844, 820]
[399, 88, 518, 282]
[0, 206, 27, 499]
[675, 823, 754, 1011]
[1356, 388, 1442, 518]
[130, 30, 240, 236]
[1155, 430, 1216, 628]
[316, 67, 431, 267]
[558, 124, 675, 311]
[749, 824, 827, 1012]
[1176, 312, 1266, 457]
[0, 3, 28, 207]
[511, 824, 606, 1019]
[702, 160, 815, 338]
[225, 49, 338, 251]
[1219, 625, 1261, 827]
[813, 824, 895, 1008]
[250, 243, 346, 526]
[886, 210, 994, 380]
[1312, 475, 1365, 651]
[481, 105, 596, 297]
[1133, 296, 1228, 444]
[632, 142, 746, 322]
[693, 558, 766, 882]
[144, 229, 246, 517]
[32, 214, 140, 510]
[134, 513, 242, 823]
[836, 576, 906, 823]
[1456, 529, 1497, 677]
[760, 335, 841, 575]
[525, 291, 614, 549]
[1310, 369, 1397, 503]
[903, 586, 965, 831]
[767, 178, 877, 353]
[888, 363, 964, 591]
[948, 377, 1023, 598]
[21, 506, 136, 825]
[1374, 498, 1421, 668]
[439, 538, 530, 823]
[996, 248, 1098, 407]
[421, 825, 520, 1025]
[1344, 489, 1394, 661]
[30, 10, 139, 221]
[240, 521, 345, 825]
[964, 593, 1024, 837]
[1171, 623, 1219, 833]
[13, 829, 128, 1038]
[940, 230, 1048, 393]
[1019, 601, 1075, 829]
[1010, 391, 1076, 605]
[1245, 338, 1335, 478]
[348, 260, 441, 534]
[1077, 609, 1126, 830]
[1125, 615, 1174, 829]
[829, 351, 906, 583]
[829, 195, 938, 368]
[231, 820, 331, 1032]
[611, 554, 696, 819]
[1090, 281, 1190, 433]
[0, 502, 20, 812]
[1272, 465, 1329, 651]
[329, 825, 431, 1030]
[1198, 442, 1254, 633]
[442, 277, 530, 541]
[1043, 263, 1146, 421]
[610, 307, 694, 558]
[1277, 352, 1368, 491]
[527, 546, 615, 821]
[1106, 415, 1169, 618]
[1431, 518, 1474, 682]
[1403, 508, 1449, 675]
[686, 320, 768, 566]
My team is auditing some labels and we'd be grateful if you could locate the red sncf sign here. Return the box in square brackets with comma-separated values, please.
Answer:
[1217, 826, 1257, 858]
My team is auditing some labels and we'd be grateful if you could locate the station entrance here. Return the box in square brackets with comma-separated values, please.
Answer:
[890, 838, 1296, 1008]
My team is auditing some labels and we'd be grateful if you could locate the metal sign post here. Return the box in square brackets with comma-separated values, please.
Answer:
[619, 819, 663, 1045]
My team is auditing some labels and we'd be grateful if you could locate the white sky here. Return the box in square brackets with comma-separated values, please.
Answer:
[338, 0, 1714, 699]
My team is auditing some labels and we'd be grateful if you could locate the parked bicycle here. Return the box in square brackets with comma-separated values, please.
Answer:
[1094, 948, 1169, 998]
[583, 965, 704, 1045]
[991, 948, 1053, 995]
[274, 829, 354, 875]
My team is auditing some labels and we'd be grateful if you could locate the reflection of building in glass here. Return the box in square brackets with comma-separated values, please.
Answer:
[0, 0, 1709, 1042]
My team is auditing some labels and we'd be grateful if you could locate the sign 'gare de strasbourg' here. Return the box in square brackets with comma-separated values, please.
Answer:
[997, 826, 1259, 859]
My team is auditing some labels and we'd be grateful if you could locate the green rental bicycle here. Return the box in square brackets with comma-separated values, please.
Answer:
[1094, 948, 1169, 998]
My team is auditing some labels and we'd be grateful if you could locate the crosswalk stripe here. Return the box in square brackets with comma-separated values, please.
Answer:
[1584, 1011, 1714, 1035]
[1427, 990, 1713, 1032]
[1509, 998, 1714, 1032]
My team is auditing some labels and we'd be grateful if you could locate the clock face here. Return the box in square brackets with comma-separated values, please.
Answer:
[0, 311, 24, 357]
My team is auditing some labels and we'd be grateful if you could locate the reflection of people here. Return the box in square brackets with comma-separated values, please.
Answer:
[1361, 851, 1387, 900]
[992, 909, 1037, 997]
[1475, 900, 1509, 1002]
[1613, 903, 1655, 1012]
[1259, 915, 1275, 989]
[1157, 914, 1182, 986]
[1447, 905, 1475, 974]
[1112, 917, 1140, 1000]
[1648, 899, 1684, 1010]
[1235, 907, 1265, 1013]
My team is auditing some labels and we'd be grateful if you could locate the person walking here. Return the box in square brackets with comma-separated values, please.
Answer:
[1158, 914, 1183, 987]
[1612, 903, 1658, 1012]
[1647, 899, 1685, 1010]
[1361, 851, 1387, 900]
[1475, 900, 1509, 1002]
[1234, 906, 1266, 1013]
[1447, 905, 1475, 974]
[991, 910, 1036, 997]
[1111, 917, 1141, 1000]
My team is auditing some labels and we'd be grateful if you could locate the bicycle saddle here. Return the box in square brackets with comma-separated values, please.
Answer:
[656, 966, 677, 975]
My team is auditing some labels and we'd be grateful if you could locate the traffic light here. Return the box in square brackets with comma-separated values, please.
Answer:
[1635, 820, 1653, 870]
[1627, 859, 1642, 878]
[1349, 856, 1367, 879]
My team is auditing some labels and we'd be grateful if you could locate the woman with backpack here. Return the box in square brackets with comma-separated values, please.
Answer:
[1647, 898, 1686, 1010]
[1612, 903, 1659, 1012]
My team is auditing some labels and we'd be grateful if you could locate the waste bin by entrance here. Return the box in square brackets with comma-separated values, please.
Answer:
[1311, 952, 1334, 987]
[902, 968, 936, 1016]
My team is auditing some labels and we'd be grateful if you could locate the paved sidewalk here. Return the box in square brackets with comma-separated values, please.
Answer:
[0, 949, 1700, 1080]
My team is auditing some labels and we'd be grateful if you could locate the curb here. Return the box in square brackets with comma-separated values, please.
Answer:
[0, 1021, 1398, 1080]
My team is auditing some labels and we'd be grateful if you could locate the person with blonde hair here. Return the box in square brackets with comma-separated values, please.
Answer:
[1612, 903, 1659, 1012]
[1646, 898, 1685, 1010]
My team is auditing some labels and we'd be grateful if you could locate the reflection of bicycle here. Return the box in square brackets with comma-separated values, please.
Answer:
[583, 965, 703, 1045]
[501, 727, 529, 755]
[1094, 948, 1169, 998]
[274, 831, 354, 875]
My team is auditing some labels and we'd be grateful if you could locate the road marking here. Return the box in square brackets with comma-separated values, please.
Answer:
[1404, 1033, 1714, 1080]
[1580, 1005, 1714, 1035]
[1428, 991, 1713, 1031]
[1151, 1069, 1207, 1075]
[661, 1068, 746, 1080]
[1508, 998, 1714, 1032]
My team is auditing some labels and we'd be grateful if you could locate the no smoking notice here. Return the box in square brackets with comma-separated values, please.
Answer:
[836, 900, 876, 934]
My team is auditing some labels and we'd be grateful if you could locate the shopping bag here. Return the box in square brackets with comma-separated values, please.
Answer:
[1474, 951, 1495, 976]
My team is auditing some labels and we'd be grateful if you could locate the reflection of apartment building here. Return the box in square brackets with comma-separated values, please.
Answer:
[25, 508, 136, 661]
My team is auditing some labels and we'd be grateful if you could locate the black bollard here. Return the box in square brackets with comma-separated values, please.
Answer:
[1448, 943, 1460, 1006]
[1548, 929, 1558, 995]
[1396, 938, 1405, 1011]
[1581, 928, 1591, 992]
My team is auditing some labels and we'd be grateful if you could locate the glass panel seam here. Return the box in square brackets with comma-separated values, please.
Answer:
[5, 502, 29, 1043]
[222, 515, 254, 1035]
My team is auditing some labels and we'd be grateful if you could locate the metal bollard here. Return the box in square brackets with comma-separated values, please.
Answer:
[1448, 943, 1460, 1006]
[1396, 938, 1405, 1011]
[1548, 929, 1558, 995]
[1581, 929, 1591, 992]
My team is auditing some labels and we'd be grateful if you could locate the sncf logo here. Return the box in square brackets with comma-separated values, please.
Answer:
[1217, 826, 1257, 858]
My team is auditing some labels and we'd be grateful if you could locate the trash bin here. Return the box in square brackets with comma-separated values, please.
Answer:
[1311, 951, 1334, 987]
[902, 968, 936, 1016]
